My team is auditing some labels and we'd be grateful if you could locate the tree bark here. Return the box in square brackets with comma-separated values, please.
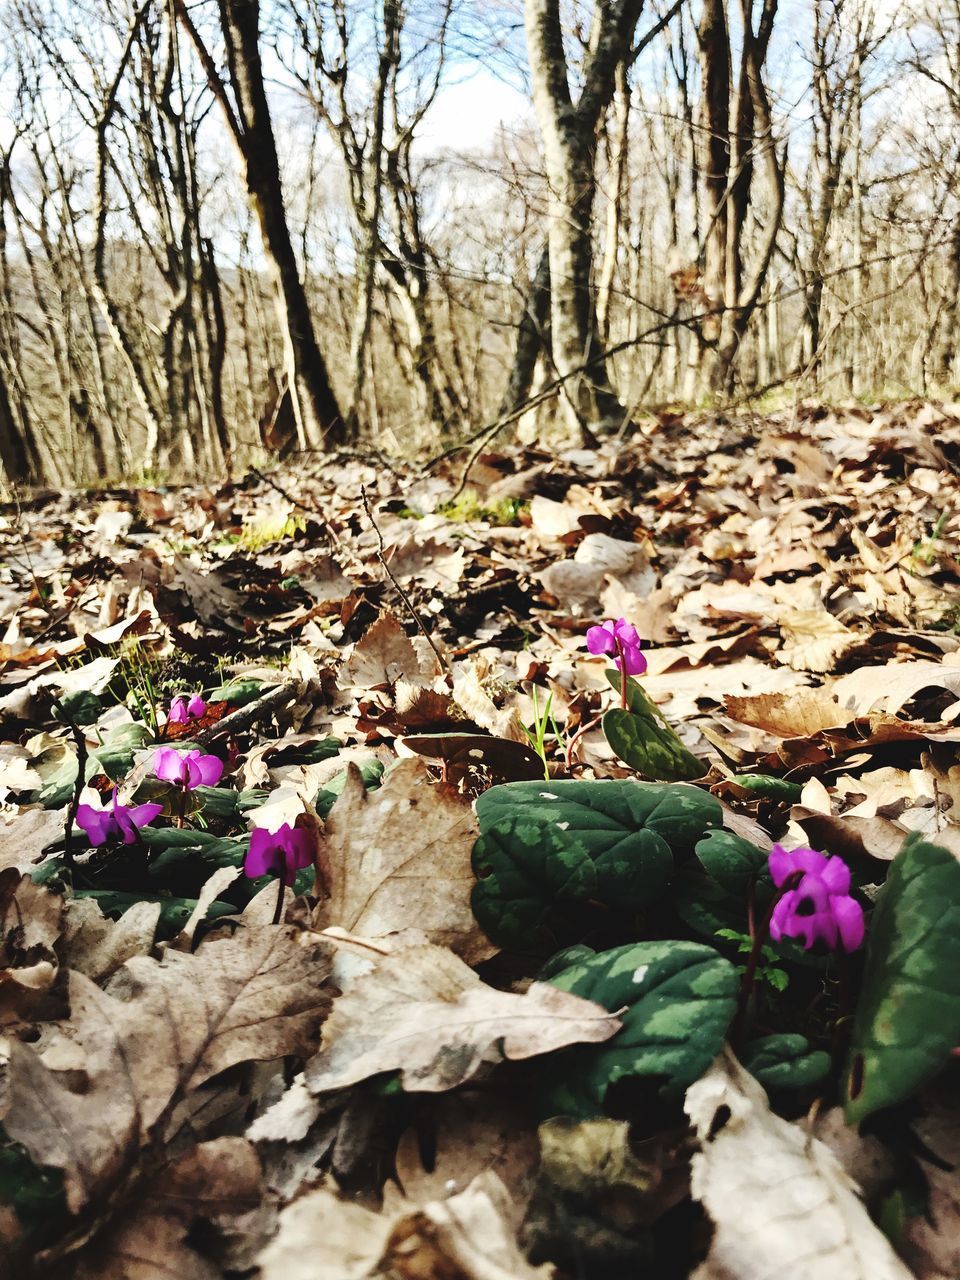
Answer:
[176, 0, 344, 449]
[524, 0, 644, 441]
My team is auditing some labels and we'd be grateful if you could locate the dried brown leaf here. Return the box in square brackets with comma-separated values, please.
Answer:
[1, 924, 332, 1212]
[314, 757, 487, 959]
[305, 942, 620, 1094]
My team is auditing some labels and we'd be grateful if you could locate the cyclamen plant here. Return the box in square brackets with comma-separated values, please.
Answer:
[244, 822, 314, 923]
[167, 694, 207, 726]
[153, 746, 223, 790]
[566, 617, 647, 769]
[75, 786, 162, 847]
[732, 842, 865, 1042]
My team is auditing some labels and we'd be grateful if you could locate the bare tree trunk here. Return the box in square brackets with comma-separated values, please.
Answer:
[0, 362, 35, 484]
[176, 0, 344, 448]
[499, 245, 551, 417]
[525, 0, 644, 442]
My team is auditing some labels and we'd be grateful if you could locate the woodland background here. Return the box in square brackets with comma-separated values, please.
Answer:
[1, 0, 959, 485]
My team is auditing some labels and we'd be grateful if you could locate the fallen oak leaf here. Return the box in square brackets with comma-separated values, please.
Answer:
[686, 1051, 912, 1280]
[314, 757, 489, 961]
[256, 1171, 551, 1280]
[1, 924, 332, 1214]
[305, 942, 621, 1094]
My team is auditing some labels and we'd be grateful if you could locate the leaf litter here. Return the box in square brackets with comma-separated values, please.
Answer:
[0, 402, 960, 1274]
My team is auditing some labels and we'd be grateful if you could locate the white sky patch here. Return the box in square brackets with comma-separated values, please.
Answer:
[416, 71, 530, 154]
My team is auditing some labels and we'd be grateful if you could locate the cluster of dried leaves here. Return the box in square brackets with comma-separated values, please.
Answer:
[0, 400, 959, 1278]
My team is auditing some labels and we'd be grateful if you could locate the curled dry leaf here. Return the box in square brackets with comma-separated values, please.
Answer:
[314, 756, 490, 962]
[1, 924, 332, 1213]
[257, 1171, 550, 1280]
[685, 1051, 912, 1280]
[339, 612, 438, 690]
[305, 942, 621, 1094]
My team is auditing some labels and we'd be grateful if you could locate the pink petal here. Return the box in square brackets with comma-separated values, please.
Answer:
[618, 644, 647, 676]
[153, 747, 187, 785]
[820, 856, 851, 896]
[168, 698, 188, 725]
[187, 695, 207, 719]
[193, 753, 223, 787]
[244, 828, 280, 879]
[614, 621, 641, 649]
[129, 802, 163, 829]
[586, 625, 616, 656]
[768, 844, 829, 886]
[833, 895, 865, 952]
[75, 805, 115, 847]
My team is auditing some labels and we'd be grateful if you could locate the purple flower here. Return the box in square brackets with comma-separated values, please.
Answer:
[76, 787, 162, 847]
[585, 617, 647, 675]
[244, 822, 314, 886]
[152, 746, 223, 789]
[167, 694, 207, 725]
[768, 843, 865, 953]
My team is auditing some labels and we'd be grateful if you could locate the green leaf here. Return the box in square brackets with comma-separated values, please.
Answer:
[56, 689, 101, 727]
[743, 1034, 830, 1090]
[471, 780, 721, 949]
[207, 677, 265, 706]
[542, 941, 737, 1115]
[92, 722, 153, 781]
[674, 830, 769, 941]
[730, 774, 803, 802]
[315, 758, 384, 819]
[844, 836, 960, 1123]
[600, 671, 703, 782]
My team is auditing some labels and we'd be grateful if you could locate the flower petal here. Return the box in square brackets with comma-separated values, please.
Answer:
[833, 895, 865, 953]
[76, 805, 116, 847]
[129, 802, 163, 830]
[168, 697, 188, 725]
[614, 621, 641, 649]
[820, 856, 851, 896]
[244, 828, 281, 879]
[187, 695, 207, 719]
[586, 625, 616, 656]
[153, 747, 187, 785]
[768, 844, 829, 886]
[618, 644, 647, 676]
[192, 753, 223, 787]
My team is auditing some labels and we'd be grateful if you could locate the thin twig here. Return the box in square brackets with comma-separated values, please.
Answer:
[196, 679, 302, 746]
[360, 486, 448, 676]
[51, 697, 86, 878]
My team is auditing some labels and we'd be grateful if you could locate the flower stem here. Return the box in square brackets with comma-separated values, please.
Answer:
[564, 711, 604, 771]
[615, 638, 628, 709]
[273, 859, 286, 926]
[730, 894, 780, 1047]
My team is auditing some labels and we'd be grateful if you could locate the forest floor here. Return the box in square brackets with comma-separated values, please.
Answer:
[1, 400, 960, 1278]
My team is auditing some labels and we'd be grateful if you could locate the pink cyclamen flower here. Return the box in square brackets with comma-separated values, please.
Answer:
[152, 746, 223, 789]
[76, 786, 162, 847]
[768, 843, 865, 953]
[167, 694, 207, 725]
[244, 822, 314, 886]
[585, 617, 647, 675]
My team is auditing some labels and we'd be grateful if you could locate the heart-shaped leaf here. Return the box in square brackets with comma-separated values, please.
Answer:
[540, 940, 737, 1116]
[472, 781, 721, 949]
[844, 836, 960, 1123]
[601, 671, 704, 782]
[743, 1034, 830, 1091]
